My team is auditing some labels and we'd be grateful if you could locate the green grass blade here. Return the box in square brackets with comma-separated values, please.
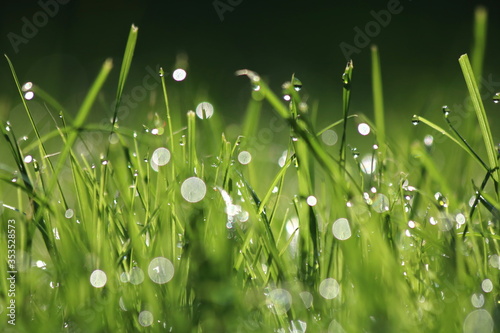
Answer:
[115, 24, 138, 110]
[371, 45, 386, 160]
[458, 54, 499, 185]
[471, 6, 487, 81]
[414, 115, 489, 171]
[339, 60, 353, 171]
[49, 59, 113, 191]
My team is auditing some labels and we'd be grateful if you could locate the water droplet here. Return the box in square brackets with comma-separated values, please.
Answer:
[372, 194, 389, 213]
[424, 135, 434, 147]
[482, 279, 493, 293]
[292, 77, 303, 91]
[181, 177, 207, 203]
[299, 291, 313, 309]
[328, 320, 347, 333]
[319, 278, 340, 299]
[357, 123, 371, 136]
[101, 160, 109, 166]
[151, 147, 171, 167]
[90, 270, 107, 288]
[434, 192, 448, 208]
[21, 82, 33, 92]
[352, 147, 359, 159]
[129, 267, 145, 285]
[321, 130, 338, 146]
[24, 91, 34, 100]
[138, 310, 154, 327]
[471, 293, 485, 308]
[442, 105, 451, 117]
[412, 115, 420, 125]
[53, 227, 60, 240]
[360, 155, 377, 174]
[493, 92, 500, 104]
[238, 151, 252, 165]
[332, 218, 351, 240]
[267, 289, 292, 315]
[148, 257, 174, 284]
[306, 196, 317, 207]
[463, 309, 493, 333]
[195, 102, 214, 119]
[24, 155, 33, 164]
[35, 260, 47, 269]
[65, 209, 74, 219]
[283, 94, 291, 101]
[172, 68, 187, 81]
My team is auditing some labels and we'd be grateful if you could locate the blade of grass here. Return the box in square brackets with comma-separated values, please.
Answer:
[414, 115, 489, 172]
[109, 24, 138, 149]
[458, 54, 499, 188]
[339, 60, 353, 172]
[48, 59, 113, 193]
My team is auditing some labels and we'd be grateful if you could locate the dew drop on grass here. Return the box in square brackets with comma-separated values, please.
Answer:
[360, 155, 377, 174]
[35, 260, 47, 269]
[299, 291, 313, 309]
[151, 147, 171, 167]
[372, 194, 389, 213]
[424, 135, 434, 147]
[24, 155, 33, 163]
[148, 257, 174, 284]
[195, 102, 214, 119]
[119, 272, 129, 283]
[238, 151, 252, 165]
[442, 105, 451, 117]
[411, 115, 420, 125]
[319, 278, 340, 299]
[482, 279, 493, 293]
[129, 267, 145, 285]
[456, 213, 466, 226]
[24, 91, 34, 100]
[181, 177, 207, 203]
[283, 94, 291, 101]
[292, 77, 303, 91]
[267, 289, 292, 315]
[22, 82, 33, 91]
[321, 130, 338, 146]
[90, 270, 107, 288]
[172, 68, 187, 81]
[138, 310, 154, 327]
[328, 320, 347, 333]
[489, 254, 500, 269]
[65, 209, 74, 219]
[357, 123, 370, 136]
[471, 293, 485, 308]
[119, 297, 128, 311]
[332, 218, 351, 240]
[493, 92, 500, 104]
[463, 309, 493, 333]
[306, 196, 317, 207]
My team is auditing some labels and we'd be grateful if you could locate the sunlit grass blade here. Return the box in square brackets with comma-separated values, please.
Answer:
[459, 54, 499, 187]
[339, 60, 353, 171]
[413, 114, 489, 172]
[49, 59, 113, 192]
[371, 45, 386, 160]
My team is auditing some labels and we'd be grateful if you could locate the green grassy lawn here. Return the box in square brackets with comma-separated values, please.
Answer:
[1, 8, 500, 333]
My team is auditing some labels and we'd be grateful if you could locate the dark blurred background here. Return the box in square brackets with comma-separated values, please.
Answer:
[1, 0, 500, 137]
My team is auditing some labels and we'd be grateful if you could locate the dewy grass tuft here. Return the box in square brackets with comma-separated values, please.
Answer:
[1, 8, 500, 333]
